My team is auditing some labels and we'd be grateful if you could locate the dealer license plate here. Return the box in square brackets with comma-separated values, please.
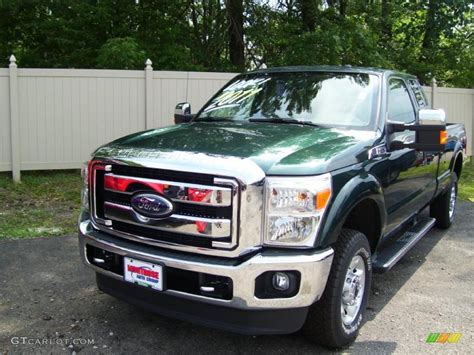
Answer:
[124, 257, 163, 291]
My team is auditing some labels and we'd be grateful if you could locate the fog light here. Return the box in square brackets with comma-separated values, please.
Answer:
[272, 272, 290, 291]
[255, 271, 300, 299]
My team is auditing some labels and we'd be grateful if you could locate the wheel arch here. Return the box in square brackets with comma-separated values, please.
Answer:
[317, 173, 387, 253]
[450, 150, 463, 178]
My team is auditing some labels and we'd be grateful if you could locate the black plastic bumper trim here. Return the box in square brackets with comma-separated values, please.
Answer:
[96, 273, 309, 335]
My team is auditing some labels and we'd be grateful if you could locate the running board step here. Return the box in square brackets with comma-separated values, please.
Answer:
[372, 217, 436, 273]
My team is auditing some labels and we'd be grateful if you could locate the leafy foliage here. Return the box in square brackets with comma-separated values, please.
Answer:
[0, 0, 472, 87]
[97, 37, 145, 69]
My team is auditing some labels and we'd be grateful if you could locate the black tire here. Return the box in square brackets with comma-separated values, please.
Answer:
[303, 229, 372, 349]
[430, 173, 458, 229]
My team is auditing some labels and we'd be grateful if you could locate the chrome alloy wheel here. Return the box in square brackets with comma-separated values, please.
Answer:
[448, 184, 456, 220]
[341, 255, 366, 326]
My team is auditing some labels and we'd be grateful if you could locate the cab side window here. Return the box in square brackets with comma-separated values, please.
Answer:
[388, 78, 416, 123]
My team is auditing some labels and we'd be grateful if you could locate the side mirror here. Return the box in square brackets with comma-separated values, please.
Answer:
[418, 108, 446, 126]
[388, 109, 447, 152]
[174, 102, 194, 124]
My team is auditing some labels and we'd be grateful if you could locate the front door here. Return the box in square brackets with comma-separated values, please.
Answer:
[383, 77, 438, 234]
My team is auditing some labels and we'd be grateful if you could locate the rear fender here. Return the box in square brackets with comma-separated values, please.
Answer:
[448, 143, 464, 173]
[438, 143, 464, 193]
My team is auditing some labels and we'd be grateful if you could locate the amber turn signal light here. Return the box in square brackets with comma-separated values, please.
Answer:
[316, 188, 331, 210]
[440, 130, 448, 145]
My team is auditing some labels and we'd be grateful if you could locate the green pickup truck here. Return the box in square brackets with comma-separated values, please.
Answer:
[79, 66, 467, 348]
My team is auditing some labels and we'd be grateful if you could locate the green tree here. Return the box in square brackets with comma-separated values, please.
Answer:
[97, 37, 145, 69]
[0, 0, 472, 87]
[227, 0, 245, 70]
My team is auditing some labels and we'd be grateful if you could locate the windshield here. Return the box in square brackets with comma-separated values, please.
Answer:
[196, 72, 380, 129]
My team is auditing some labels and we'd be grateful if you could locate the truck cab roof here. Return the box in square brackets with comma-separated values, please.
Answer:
[245, 65, 417, 80]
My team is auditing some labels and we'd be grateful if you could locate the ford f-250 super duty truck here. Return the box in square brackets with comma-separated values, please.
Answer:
[78, 66, 467, 348]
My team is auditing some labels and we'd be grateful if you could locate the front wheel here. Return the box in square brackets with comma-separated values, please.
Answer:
[303, 229, 372, 349]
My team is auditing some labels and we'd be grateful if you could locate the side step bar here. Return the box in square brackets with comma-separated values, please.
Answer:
[372, 217, 436, 273]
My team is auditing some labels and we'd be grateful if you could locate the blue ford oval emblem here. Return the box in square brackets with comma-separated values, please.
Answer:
[131, 193, 174, 218]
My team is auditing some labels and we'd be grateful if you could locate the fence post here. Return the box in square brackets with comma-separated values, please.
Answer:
[431, 77, 437, 109]
[145, 59, 153, 130]
[9, 55, 20, 182]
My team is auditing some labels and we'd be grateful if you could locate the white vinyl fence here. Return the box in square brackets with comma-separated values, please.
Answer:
[423, 83, 473, 158]
[1, 56, 236, 181]
[1, 55, 473, 181]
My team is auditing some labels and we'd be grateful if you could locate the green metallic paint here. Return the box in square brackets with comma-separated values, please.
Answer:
[84, 66, 468, 273]
[94, 119, 388, 250]
[97, 121, 376, 176]
[316, 166, 387, 250]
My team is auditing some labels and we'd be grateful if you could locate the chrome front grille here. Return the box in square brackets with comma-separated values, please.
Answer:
[103, 200, 232, 238]
[90, 161, 240, 254]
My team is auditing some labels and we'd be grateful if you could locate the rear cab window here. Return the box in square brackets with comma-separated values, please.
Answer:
[408, 79, 428, 108]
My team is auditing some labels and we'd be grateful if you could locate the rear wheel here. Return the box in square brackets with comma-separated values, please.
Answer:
[430, 173, 458, 229]
[303, 229, 372, 349]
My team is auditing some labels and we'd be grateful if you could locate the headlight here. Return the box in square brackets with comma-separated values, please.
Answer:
[264, 174, 332, 247]
[81, 161, 90, 210]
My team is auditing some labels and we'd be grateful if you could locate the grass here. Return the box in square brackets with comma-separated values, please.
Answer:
[458, 161, 474, 202]
[0, 170, 82, 239]
[0, 163, 472, 240]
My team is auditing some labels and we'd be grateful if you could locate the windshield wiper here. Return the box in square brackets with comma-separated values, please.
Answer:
[194, 117, 234, 122]
[248, 117, 320, 127]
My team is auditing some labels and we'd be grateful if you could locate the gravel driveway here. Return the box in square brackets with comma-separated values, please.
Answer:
[1, 202, 473, 354]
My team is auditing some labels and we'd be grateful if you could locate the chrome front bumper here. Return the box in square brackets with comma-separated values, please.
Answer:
[79, 217, 334, 310]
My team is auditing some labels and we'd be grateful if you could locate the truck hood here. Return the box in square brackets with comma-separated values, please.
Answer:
[95, 121, 377, 175]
